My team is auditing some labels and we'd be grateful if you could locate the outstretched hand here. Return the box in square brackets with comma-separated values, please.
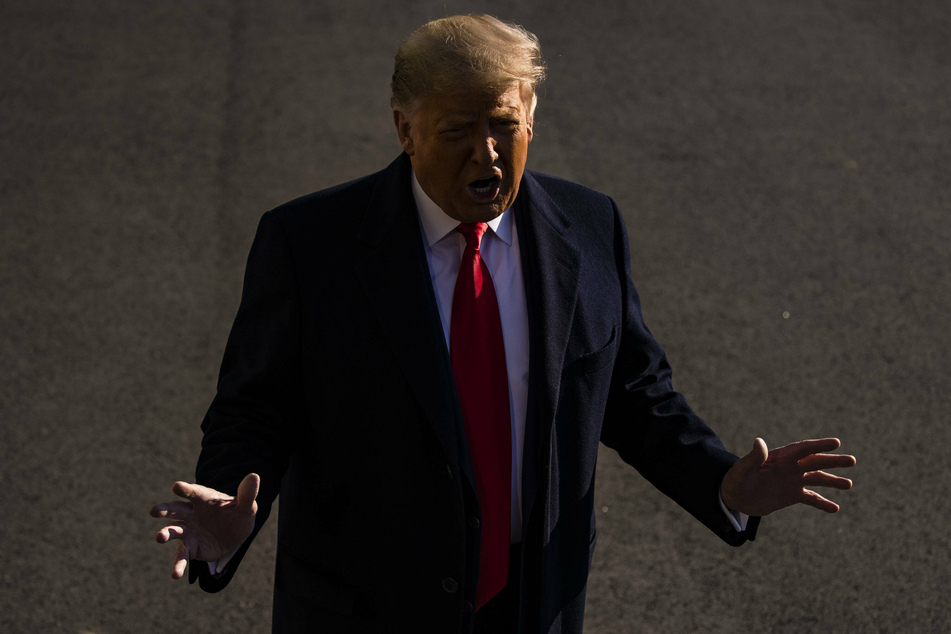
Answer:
[720, 438, 855, 517]
[149, 473, 260, 579]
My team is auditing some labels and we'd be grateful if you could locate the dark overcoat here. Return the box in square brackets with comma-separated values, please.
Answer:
[191, 153, 757, 633]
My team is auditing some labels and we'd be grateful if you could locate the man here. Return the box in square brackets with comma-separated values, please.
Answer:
[151, 15, 855, 633]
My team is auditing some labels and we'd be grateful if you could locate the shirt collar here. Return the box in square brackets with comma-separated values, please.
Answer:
[412, 170, 513, 248]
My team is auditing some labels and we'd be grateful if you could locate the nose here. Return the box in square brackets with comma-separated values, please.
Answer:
[471, 131, 499, 166]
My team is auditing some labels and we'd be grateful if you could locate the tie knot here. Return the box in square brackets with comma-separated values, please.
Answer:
[455, 222, 488, 250]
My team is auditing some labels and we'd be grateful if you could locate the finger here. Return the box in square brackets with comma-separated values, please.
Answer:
[155, 524, 185, 544]
[149, 501, 193, 520]
[785, 438, 842, 460]
[235, 473, 261, 515]
[172, 540, 188, 579]
[171, 480, 201, 500]
[799, 453, 856, 471]
[800, 488, 841, 513]
[800, 456, 857, 475]
[803, 471, 853, 490]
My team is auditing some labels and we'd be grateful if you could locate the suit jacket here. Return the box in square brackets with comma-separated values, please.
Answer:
[191, 153, 758, 633]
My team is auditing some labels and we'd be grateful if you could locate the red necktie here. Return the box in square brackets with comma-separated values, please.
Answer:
[450, 222, 512, 609]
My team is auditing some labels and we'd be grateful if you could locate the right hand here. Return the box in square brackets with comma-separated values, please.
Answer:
[149, 473, 260, 579]
[720, 438, 855, 517]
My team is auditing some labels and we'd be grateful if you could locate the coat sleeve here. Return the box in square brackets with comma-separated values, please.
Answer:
[598, 199, 759, 545]
[189, 210, 306, 590]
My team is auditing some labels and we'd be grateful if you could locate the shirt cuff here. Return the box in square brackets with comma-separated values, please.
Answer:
[718, 491, 749, 532]
[207, 549, 238, 577]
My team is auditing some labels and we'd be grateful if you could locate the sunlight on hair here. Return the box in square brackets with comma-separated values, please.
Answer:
[391, 14, 546, 117]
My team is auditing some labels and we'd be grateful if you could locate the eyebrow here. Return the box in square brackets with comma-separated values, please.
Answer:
[437, 117, 475, 128]
[435, 105, 522, 127]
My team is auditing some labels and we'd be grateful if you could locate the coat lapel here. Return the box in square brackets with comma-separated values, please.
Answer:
[515, 172, 583, 538]
[353, 155, 473, 479]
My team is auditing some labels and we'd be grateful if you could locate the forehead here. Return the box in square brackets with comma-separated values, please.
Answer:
[418, 85, 529, 121]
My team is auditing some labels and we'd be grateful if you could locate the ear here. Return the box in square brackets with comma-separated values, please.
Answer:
[522, 85, 536, 144]
[393, 109, 415, 156]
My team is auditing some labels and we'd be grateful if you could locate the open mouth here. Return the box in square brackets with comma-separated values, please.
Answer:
[468, 175, 502, 202]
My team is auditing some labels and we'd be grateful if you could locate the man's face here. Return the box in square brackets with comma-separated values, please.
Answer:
[394, 84, 534, 223]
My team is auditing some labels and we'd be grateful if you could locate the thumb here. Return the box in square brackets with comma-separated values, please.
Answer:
[740, 437, 769, 469]
[235, 473, 260, 516]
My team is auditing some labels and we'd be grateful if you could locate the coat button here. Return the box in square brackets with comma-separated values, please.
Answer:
[468, 516, 480, 529]
[464, 601, 474, 613]
[441, 577, 459, 594]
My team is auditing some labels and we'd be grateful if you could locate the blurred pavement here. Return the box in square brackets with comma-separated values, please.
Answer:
[1, 1, 949, 632]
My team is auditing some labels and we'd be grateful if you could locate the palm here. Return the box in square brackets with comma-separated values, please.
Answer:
[150, 473, 259, 578]
[720, 438, 855, 517]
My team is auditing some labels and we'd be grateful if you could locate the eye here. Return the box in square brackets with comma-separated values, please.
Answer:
[439, 122, 470, 137]
[493, 119, 520, 131]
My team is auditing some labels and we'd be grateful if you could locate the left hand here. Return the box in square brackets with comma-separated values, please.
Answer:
[149, 473, 260, 579]
[720, 437, 855, 516]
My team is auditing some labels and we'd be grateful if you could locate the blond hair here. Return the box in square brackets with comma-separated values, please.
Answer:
[391, 14, 546, 116]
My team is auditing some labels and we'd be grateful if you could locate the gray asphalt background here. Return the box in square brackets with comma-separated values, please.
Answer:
[2, 1, 949, 632]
